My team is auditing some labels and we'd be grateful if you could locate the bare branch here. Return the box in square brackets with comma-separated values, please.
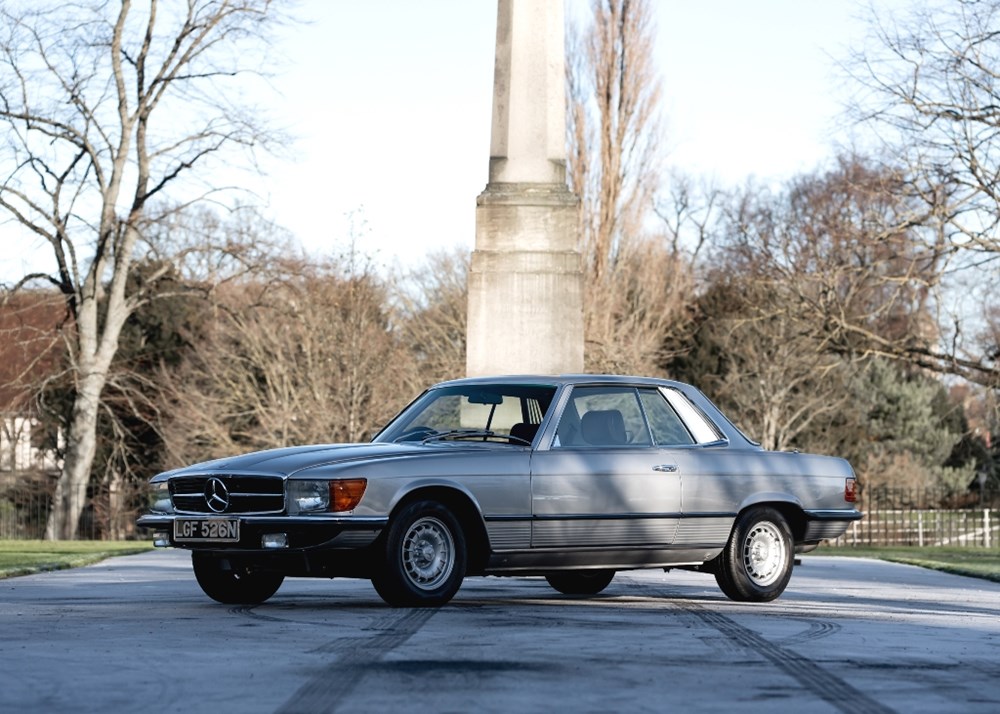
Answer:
[0, 0, 289, 538]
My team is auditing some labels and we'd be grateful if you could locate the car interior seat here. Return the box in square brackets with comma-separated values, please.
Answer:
[580, 409, 628, 446]
[509, 422, 539, 445]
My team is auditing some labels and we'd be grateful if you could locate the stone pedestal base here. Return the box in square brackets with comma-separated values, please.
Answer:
[466, 182, 583, 377]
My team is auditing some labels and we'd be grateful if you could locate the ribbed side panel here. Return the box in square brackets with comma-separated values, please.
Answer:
[673, 517, 733, 545]
[487, 521, 531, 550]
[328, 530, 381, 547]
[804, 520, 852, 541]
[531, 519, 678, 548]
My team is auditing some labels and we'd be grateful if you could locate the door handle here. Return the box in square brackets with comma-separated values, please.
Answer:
[652, 464, 678, 473]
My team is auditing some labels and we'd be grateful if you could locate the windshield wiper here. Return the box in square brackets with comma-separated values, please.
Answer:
[422, 429, 495, 442]
[421, 429, 530, 445]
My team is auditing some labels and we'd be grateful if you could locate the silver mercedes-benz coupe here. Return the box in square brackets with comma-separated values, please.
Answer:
[138, 374, 862, 606]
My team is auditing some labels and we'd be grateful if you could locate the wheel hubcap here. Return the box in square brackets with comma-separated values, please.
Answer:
[741, 520, 786, 586]
[402, 516, 454, 590]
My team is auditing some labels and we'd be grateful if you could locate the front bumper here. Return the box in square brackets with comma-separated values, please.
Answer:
[136, 513, 388, 551]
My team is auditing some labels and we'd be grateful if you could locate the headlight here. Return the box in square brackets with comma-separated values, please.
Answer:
[288, 479, 367, 514]
[288, 480, 330, 513]
[148, 481, 173, 514]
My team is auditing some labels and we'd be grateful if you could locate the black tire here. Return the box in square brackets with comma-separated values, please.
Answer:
[545, 569, 616, 596]
[191, 553, 284, 605]
[371, 500, 467, 607]
[713, 506, 793, 602]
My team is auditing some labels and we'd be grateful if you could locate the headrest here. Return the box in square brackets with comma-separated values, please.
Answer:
[580, 409, 627, 446]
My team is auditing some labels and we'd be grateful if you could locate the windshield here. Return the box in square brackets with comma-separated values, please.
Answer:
[373, 384, 558, 445]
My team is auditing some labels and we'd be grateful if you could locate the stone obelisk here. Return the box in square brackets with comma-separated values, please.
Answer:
[466, 0, 584, 377]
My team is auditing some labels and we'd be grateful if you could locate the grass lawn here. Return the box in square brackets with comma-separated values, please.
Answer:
[0, 540, 154, 579]
[812, 546, 1000, 584]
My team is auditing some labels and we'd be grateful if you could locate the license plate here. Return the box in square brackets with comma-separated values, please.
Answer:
[173, 518, 240, 543]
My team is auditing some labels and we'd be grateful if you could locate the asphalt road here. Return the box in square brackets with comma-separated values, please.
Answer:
[1, 549, 998, 713]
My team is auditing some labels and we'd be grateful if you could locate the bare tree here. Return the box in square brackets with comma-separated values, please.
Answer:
[567, 0, 662, 281]
[854, 0, 1000, 256]
[567, 0, 692, 374]
[654, 170, 721, 263]
[722, 155, 967, 381]
[161, 255, 410, 466]
[393, 249, 469, 387]
[692, 270, 857, 453]
[850, 0, 1000, 386]
[583, 238, 692, 375]
[672, 161, 969, 487]
[711, 323, 850, 453]
[0, 0, 287, 538]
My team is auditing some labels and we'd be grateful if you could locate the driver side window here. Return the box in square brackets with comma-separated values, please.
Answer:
[554, 387, 652, 447]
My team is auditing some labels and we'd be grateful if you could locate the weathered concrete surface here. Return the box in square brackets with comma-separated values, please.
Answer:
[467, 0, 583, 377]
[1, 550, 998, 713]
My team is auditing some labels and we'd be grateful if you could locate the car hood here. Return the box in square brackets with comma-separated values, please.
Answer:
[155, 442, 436, 480]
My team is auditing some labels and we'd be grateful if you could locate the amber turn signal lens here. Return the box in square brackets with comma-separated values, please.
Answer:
[844, 477, 858, 503]
[330, 478, 367, 512]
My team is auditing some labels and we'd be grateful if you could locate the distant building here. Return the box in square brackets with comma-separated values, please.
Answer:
[0, 292, 65, 474]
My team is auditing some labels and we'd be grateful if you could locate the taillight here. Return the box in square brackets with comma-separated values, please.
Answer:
[844, 477, 858, 503]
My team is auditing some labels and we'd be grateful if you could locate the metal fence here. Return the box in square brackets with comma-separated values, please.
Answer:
[829, 508, 996, 548]
[826, 485, 1000, 549]
[0, 471, 148, 540]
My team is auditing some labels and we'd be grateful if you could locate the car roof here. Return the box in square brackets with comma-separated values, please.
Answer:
[432, 374, 691, 390]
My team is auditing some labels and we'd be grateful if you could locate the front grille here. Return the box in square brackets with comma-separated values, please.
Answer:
[170, 475, 285, 514]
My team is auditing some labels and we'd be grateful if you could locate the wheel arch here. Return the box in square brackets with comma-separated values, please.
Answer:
[736, 497, 808, 543]
[387, 484, 491, 574]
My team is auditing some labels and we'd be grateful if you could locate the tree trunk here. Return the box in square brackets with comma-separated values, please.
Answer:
[107, 468, 126, 540]
[0, 1, 288, 539]
[44, 375, 104, 540]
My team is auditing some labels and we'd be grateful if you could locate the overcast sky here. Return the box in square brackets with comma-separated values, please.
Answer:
[1, 0, 910, 281]
[255, 0, 903, 268]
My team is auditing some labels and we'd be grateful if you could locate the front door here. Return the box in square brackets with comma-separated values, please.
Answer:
[529, 386, 683, 549]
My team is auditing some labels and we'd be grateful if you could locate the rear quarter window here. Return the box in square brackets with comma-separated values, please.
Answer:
[659, 387, 724, 444]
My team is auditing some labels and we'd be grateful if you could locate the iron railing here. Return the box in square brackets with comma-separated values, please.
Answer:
[0, 470, 148, 540]
[826, 485, 999, 548]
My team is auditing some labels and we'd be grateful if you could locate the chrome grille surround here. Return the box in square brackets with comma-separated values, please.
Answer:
[170, 475, 285, 515]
